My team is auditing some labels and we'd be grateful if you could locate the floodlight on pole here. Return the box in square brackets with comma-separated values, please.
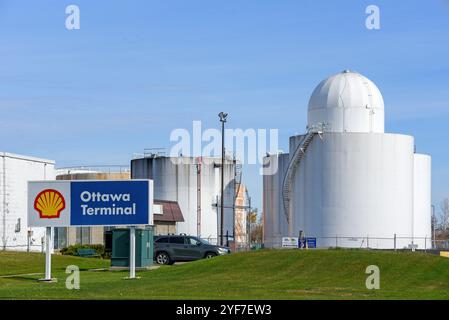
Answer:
[218, 112, 228, 246]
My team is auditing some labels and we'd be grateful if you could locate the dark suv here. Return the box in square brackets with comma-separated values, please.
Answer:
[153, 235, 231, 265]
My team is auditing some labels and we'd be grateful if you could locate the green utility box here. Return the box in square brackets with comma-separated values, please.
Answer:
[111, 227, 154, 268]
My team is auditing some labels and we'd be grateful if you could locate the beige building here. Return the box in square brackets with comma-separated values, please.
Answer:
[54, 168, 130, 249]
[234, 185, 250, 249]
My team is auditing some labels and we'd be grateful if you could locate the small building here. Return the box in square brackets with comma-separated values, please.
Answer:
[0, 152, 55, 252]
[153, 200, 185, 235]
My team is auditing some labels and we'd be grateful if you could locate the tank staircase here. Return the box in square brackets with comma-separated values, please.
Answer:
[281, 131, 317, 223]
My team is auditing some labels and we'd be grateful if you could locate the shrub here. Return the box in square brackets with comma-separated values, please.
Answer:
[60, 244, 107, 258]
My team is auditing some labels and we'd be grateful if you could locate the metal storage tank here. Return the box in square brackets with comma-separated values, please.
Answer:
[263, 70, 432, 249]
[262, 154, 289, 248]
[131, 155, 236, 244]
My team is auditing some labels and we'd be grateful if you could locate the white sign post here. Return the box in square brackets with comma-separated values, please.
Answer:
[39, 227, 55, 282]
[129, 226, 136, 279]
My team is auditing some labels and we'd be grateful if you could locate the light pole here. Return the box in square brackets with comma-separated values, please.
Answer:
[218, 112, 228, 246]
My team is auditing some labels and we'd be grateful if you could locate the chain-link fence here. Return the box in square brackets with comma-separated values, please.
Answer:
[4, 235, 448, 253]
[1, 243, 45, 252]
[199, 237, 263, 253]
[264, 235, 449, 251]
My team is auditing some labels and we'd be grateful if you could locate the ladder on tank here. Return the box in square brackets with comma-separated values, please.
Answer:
[281, 131, 318, 223]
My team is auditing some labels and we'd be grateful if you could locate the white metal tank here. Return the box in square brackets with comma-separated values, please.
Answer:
[289, 133, 414, 249]
[131, 156, 235, 243]
[263, 71, 432, 249]
[262, 154, 289, 247]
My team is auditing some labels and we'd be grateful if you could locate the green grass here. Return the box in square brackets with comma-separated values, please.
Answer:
[0, 249, 448, 299]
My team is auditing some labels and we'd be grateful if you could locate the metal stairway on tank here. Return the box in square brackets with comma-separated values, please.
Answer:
[281, 131, 317, 223]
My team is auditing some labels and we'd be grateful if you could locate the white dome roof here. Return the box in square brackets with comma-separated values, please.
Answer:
[307, 70, 385, 133]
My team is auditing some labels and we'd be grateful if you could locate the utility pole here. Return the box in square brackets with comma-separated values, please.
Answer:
[218, 112, 228, 246]
[247, 196, 252, 250]
[196, 157, 202, 238]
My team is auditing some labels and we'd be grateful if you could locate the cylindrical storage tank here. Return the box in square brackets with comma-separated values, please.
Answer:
[413, 154, 432, 249]
[262, 153, 289, 248]
[131, 156, 235, 242]
[290, 133, 415, 249]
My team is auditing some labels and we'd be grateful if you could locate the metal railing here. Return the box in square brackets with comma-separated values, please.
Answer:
[143, 148, 166, 158]
[56, 165, 130, 175]
[264, 235, 449, 251]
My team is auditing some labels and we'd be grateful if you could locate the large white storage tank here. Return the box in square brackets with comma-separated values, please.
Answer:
[263, 70, 432, 249]
[0, 152, 55, 251]
[262, 154, 289, 247]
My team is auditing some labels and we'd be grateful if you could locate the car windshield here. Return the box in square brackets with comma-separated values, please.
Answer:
[198, 238, 211, 245]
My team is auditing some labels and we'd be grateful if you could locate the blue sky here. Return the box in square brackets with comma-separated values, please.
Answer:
[1, 0, 449, 213]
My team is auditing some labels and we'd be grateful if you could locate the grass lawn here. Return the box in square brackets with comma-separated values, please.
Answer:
[0, 249, 448, 299]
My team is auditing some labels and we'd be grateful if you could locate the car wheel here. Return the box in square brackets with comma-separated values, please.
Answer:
[205, 252, 217, 259]
[155, 252, 171, 265]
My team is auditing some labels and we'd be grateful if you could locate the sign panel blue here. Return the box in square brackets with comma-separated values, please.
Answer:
[299, 237, 317, 249]
[306, 237, 317, 248]
[70, 180, 151, 226]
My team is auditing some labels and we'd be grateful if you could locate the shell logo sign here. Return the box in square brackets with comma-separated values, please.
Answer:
[28, 180, 153, 227]
[34, 189, 66, 219]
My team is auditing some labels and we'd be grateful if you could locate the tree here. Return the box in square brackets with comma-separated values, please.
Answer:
[249, 208, 258, 224]
[249, 209, 263, 244]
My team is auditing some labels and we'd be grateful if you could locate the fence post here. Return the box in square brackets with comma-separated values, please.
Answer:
[367, 236, 369, 249]
[335, 235, 338, 248]
[424, 236, 427, 252]
[394, 234, 397, 251]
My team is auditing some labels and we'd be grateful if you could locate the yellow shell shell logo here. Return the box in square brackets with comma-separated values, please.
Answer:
[34, 189, 66, 219]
